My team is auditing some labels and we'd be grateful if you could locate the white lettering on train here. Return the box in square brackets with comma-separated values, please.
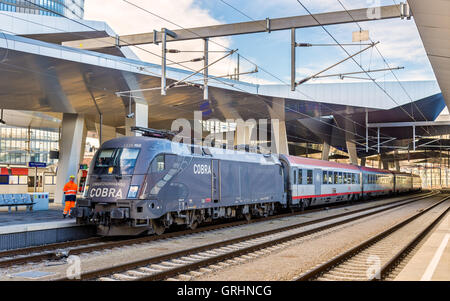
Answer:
[90, 188, 123, 198]
[193, 164, 211, 175]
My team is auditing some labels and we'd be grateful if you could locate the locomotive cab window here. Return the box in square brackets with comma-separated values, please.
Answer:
[150, 154, 165, 172]
[93, 148, 140, 175]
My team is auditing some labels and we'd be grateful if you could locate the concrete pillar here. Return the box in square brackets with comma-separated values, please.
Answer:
[125, 101, 148, 136]
[361, 157, 366, 166]
[55, 113, 85, 205]
[122, 72, 148, 136]
[268, 98, 289, 155]
[95, 123, 117, 144]
[394, 150, 400, 172]
[234, 119, 257, 149]
[346, 140, 358, 165]
[79, 122, 88, 163]
[321, 141, 330, 161]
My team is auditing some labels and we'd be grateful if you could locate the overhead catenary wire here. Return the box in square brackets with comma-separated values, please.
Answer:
[213, 0, 396, 145]
[14, 0, 383, 152]
[120, 0, 387, 152]
[294, 0, 435, 150]
[0, 19, 329, 147]
[335, 0, 434, 137]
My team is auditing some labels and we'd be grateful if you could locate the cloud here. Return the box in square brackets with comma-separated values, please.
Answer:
[83, 0, 435, 86]
[84, 0, 235, 76]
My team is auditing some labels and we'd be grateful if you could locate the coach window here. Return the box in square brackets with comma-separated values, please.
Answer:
[328, 171, 333, 184]
[333, 172, 338, 184]
[323, 171, 328, 184]
[307, 170, 313, 184]
[338, 172, 343, 184]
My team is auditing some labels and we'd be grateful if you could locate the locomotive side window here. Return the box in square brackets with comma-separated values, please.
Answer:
[307, 170, 313, 184]
[151, 154, 165, 172]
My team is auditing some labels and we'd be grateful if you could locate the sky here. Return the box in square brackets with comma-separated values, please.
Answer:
[83, 0, 436, 86]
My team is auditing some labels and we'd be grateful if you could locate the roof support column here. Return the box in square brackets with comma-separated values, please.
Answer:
[394, 150, 400, 172]
[234, 119, 257, 150]
[361, 157, 366, 167]
[346, 140, 358, 165]
[121, 72, 149, 136]
[321, 141, 330, 161]
[55, 113, 85, 205]
[268, 97, 289, 155]
[79, 122, 87, 163]
[95, 124, 117, 143]
[125, 101, 148, 136]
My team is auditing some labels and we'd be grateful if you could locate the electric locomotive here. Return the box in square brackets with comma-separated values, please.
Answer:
[72, 134, 285, 236]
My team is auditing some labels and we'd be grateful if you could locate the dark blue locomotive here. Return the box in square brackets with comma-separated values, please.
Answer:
[73, 132, 421, 236]
[73, 135, 284, 235]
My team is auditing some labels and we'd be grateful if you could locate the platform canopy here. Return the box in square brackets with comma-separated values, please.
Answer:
[409, 0, 450, 107]
[0, 11, 448, 159]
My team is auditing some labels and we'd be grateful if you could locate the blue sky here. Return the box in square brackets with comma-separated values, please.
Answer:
[85, 0, 436, 86]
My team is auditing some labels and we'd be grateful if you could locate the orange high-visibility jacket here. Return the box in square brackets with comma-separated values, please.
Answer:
[63, 181, 78, 196]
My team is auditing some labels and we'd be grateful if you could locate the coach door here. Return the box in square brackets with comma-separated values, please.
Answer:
[314, 169, 321, 196]
[211, 159, 221, 203]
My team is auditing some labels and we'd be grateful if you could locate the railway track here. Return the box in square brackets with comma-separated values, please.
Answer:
[54, 192, 442, 281]
[0, 192, 433, 269]
[294, 196, 449, 281]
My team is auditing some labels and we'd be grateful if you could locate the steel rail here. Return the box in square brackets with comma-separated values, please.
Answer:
[55, 192, 437, 281]
[0, 237, 102, 258]
[293, 195, 449, 281]
[0, 192, 433, 269]
[375, 206, 450, 280]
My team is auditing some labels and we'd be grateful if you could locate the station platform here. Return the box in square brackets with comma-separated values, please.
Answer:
[395, 210, 449, 281]
[0, 206, 96, 251]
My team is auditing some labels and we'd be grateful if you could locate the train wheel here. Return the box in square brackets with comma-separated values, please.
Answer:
[189, 220, 198, 230]
[151, 219, 165, 235]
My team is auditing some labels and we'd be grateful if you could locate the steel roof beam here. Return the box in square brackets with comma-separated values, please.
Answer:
[62, 4, 404, 50]
[367, 121, 450, 128]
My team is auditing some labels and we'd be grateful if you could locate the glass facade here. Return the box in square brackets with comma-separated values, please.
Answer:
[0, 125, 59, 165]
[0, 0, 84, 19]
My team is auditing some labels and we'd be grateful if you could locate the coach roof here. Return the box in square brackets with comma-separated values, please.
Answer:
[281, 155, 360, 171]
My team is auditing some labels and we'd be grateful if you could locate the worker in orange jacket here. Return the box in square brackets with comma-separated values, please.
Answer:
[63, 175, 78, 218]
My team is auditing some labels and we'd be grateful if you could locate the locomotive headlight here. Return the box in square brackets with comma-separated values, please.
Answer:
[127, 185, 140, 198]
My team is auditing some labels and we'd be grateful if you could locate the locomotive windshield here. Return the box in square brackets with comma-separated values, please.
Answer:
[93, 148, 140, 175]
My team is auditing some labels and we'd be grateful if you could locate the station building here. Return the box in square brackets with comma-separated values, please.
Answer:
[0, 0, 84, 18]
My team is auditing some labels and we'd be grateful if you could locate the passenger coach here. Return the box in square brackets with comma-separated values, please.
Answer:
[280, 155, 362, 208]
